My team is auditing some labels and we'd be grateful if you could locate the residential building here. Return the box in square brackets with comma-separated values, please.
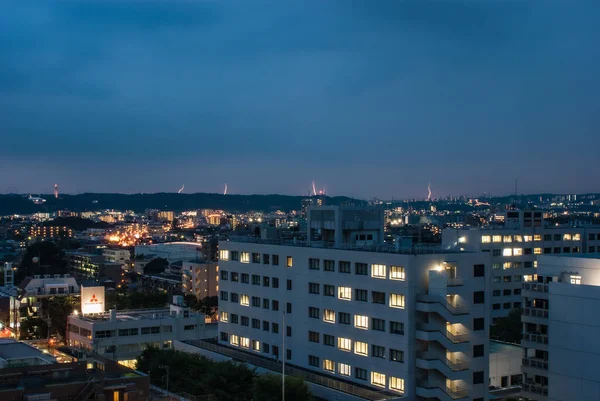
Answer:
[489, 341, 522, 390]
[29, 225, 73, 238]
[182, 260, 219, 299]
[19, 274, 80, 319]
[66, 251, 122, 283]
[67, 295, 217, 367]
[521, 254, 600, 401]
[216, 206, 491, 401]
[102, 248, 131, 263]
[135, 242, 202, 263]
[0, 339, 57, 368]
[442, 209, 600, 321]
[153, 210, 174, 222]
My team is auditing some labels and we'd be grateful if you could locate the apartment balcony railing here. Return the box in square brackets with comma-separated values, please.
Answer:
[522, 333, 549, 345]
[417, 323, 470, 344]
[522, 282, 549, 293]
[416, 380, 469, 400]
[416, 294, 469, 315]
[417, 352, 469, 372]
[522, 357, 548, 371]
[522, 383, 549, 396]
[523, 307, 549, 319]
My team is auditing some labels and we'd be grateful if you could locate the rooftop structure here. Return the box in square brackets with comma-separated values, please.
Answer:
[0, 339, 57, 368]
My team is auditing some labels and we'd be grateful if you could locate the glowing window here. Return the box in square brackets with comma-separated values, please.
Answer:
[513, 248, 523, 256]
[390, 293, 405, 309]
[241, 252, 250, 263]
[354, 315, 368, 330]
[481, 235, 491, 243]
[503, 262, 511, 270]
[323, 359, 334, 372]
[390, 377, 405, 392]
[570, 275, 582, 285]
[503, 248, 512, 256]
[220, 311, 228, 322]
[338, 287, 351, 300]
[338, 337, 352, 352]
[524, 235, 533, 242]
[240, 295, 249, 306]
[534, 248, 542, 255]
[492, 235, 502, 243]
[354, 341, 368, 356]
[371, 264, 386, 278]
[573, 233, 581, 241]
[563, 234, 572, 241]
[524, 275, 533, 282]
[534, 235, 542, 241]
[323, 309, 336, 323]
[338, 363, 351, 376]
[286, 256, 293, 267]
[219, 250, 229, 261]
[514, 235, 523, 242]
[230, 335, 239, 346]
[252, 340, 260, 352]
[390, 266, 405, 281]
[503, 235, 512, 243]
[371, 372, 386, 387]
[240, 337, 250, 348]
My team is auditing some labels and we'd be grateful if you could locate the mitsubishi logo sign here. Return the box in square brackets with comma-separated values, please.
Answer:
[81, 286, 105, 315]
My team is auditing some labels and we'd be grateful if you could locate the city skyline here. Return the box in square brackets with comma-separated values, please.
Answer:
[2, 1, 600, 197]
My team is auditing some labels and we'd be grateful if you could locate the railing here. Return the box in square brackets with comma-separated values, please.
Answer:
[523, 307, 549, 319]
[417, 352, 469, 371]
[417, 294, 469, 315]
[447, 278, 464, 287]
[523, 383, 549, 396]
[523, 333, 549, 345]
[522, 357, 548, 370]
[523, 283, 549, 293]
[417, 380, 469, 400]
[185, 340, 400, 401]
[417, 323, 470, 343]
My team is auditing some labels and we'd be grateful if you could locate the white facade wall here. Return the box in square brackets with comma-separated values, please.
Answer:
[489, 342, 522, 388]
[218, 241, 490, 401]
[103, 249, 131, 263]
[21, 275, 79, 298]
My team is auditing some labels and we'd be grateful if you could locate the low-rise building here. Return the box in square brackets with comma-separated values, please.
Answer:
[0, 339, 57, 368]
[102, 248, 131, 263]
[29, 225, 73, 239]
[182, 260, 219, 299]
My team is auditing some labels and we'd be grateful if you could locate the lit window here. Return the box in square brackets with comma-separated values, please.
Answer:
[230, 335, 239, 346]
[514, 235, 523, 242]
[240, 295, 249, 306]
[354, 341, 368, 356]
[390, 376, 405, 392]
[570, 275, 582, 285]
[241, 252, 250, 263]
[492, 235, 502, 243]
[323, 359, 334, 372]
[219, 250, 229, 261]
[534, 261, 538, 268]
[534, 248, 542, 255]
[573, 233, 581, 241]
[338, 337, 352, 352]
[389, 293, 405, 309]
[524, 235, 533, 242]
[252, 340, 260, 352]
[338, 363, 351, 376]
[503, 248, 512, 256]
[563, 234, 572, 241]
[323, 309, 336, 323]
[240, 337, 250, 348]
[534, 234, 542, 241]
[220, 311, 228, 322]
[503, 235, 512, 243]
[481, 235, 491, 243]
[524, 275, 533, 282]
[390, 265, 405, 281]
[503, 262, 511, 270]
[286, 256, 293, 267]
[371, 264, 386, 278]
[354, 315, 368, 330]
[338, 287, 351, 300]
[513, 248, 523, 256]
[371, 372, 386, 387]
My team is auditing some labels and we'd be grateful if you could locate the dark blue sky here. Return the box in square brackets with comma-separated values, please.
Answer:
[1, 1, 599, 198]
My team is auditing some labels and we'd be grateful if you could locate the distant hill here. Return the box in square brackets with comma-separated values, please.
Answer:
[0, 193, 362, 215]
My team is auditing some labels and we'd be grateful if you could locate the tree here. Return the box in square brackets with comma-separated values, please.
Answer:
[106, 290, 168, 310]
[143, 258, 168, 275]
[45, 296, 80, 339]
[20, 317, 48, 340]
[253, 374, 311, 401]
[17, 241, 67, 284]
[491, 308, 522, 344]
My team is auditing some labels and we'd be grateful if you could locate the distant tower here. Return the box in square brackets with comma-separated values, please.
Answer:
[427, 182, 432, 202]
[54, 184, 59, 199]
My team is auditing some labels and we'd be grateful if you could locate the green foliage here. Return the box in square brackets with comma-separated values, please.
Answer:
[19, 317, 48, 340]
[491, 308, 522, 344]
[253, 374, 311, 401]
[143, 258, 169, 275]
[46, 296, 80, 339]
[184, 295, 218, 317]
[17, 242, 67, 283]
[106, 290, 168, 310]
[42, 217, 111, 230]
[135, 347, 311, 401]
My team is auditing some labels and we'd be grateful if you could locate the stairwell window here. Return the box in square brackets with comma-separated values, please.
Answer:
[371, 372, 386, 387]
[371, 264, 386, 279]
[389, 293, 405, 309]
[390, 265, 405, 281]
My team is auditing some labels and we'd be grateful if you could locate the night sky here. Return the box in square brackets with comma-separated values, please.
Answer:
[1, 1, 599, 198]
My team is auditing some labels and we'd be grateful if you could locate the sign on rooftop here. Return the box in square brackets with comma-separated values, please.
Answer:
[81, 286, 105, 315]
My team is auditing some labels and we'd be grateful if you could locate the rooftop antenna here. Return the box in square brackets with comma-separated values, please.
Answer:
[178, 184, 184, 194]
[224, 183, 228, 195]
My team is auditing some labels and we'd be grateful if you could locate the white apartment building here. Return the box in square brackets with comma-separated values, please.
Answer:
[182, 260, 219, 299]
[521, 254, 600, 401]
[102, 248, 131, 264]
[67, 296, 217, 368]
[217, 204, 491, 401]
[442, 210, 600, 321]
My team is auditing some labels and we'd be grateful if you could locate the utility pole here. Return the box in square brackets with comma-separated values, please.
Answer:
[282, 311, 285, 401]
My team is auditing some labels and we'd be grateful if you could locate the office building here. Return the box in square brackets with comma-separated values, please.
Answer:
[67, 295, 217, 368]
[521, 254, 600, 401]
[182, 260, 219, 299]
[102, 248, 131, 263]
[442, 209, 600, 321]
[66, 251, 122, 283]
[216, 206, 491, 401]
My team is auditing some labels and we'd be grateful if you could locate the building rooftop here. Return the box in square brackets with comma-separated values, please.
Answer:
[70, 307, 207, 323]
[490, 340, 521, 355]
[0, 341, 56, 363]
[225, 236, 464, 255]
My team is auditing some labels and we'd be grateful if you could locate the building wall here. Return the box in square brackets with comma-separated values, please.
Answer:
[218, 241, 490, 400]
[489, 342, 522, 388]
[182, 261, 219, 299]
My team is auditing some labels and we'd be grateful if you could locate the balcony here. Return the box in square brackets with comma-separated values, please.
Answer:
[416, 380, 469, 400]
[417, 323, 470, 347]
[522, 308, 549, 326]
[522, 383, 549, 397]
[522, 282, 549, 299]
[522, 357, 548, 375]
[416, 352, 469, 375]
[522, 333, 548, 346]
